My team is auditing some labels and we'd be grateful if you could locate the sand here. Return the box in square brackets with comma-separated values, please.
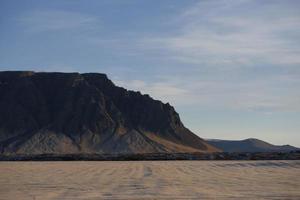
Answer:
[0, 160, 299, 199]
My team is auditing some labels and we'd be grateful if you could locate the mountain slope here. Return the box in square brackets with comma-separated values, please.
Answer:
[0, 71, 219, 154]
[206, 138, 299, 153]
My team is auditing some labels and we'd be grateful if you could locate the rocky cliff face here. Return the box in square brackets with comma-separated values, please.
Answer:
[0, 71, 219, 154]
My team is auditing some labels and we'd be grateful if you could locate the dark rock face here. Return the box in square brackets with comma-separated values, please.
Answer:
[0, 71, 219, 154]
[206, 138, 299, 153]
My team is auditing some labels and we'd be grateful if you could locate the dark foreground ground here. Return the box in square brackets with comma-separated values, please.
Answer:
[1, 151, 300, 161]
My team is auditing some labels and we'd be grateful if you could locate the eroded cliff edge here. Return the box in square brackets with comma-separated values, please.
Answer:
[0, 71, 219, 154]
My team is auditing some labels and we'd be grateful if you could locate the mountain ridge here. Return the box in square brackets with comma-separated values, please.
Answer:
[206, 138, 299, 152]
[0, 71, 219, 155]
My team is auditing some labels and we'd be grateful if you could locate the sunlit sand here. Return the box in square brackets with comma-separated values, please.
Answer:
[0, 161, 299, 199]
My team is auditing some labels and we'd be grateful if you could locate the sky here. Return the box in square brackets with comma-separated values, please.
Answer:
[0, 0, 300, 146]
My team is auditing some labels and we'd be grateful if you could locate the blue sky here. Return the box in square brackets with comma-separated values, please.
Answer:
[1, 0, 300, 146]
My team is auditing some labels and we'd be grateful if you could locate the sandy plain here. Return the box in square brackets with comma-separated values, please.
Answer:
[0, 160, 299, 200]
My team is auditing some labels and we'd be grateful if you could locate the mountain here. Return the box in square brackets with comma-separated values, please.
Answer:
[206, 138, 299, 153]
[0, 71, 219, 155]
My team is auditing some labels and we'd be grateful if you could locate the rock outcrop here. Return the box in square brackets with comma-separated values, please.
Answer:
[0, 71, 219, 154]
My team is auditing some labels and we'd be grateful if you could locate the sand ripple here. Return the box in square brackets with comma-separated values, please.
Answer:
[0, 161, 299, 199]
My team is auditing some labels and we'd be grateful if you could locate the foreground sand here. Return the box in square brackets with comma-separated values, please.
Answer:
[0, 161, 299, 199]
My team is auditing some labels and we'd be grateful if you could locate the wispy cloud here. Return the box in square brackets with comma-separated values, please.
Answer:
[114, 79, 190, 105]
[114, 72, 300, 113]
[142, 0, 300, 65]
[18, 10, 99, 32]
[12, 2, 300, 114]
[107, 0, 300, 114]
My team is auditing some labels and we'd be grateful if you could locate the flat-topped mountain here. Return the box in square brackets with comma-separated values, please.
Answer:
[0, 71, 219, 155]
[206, 138, 299, 153]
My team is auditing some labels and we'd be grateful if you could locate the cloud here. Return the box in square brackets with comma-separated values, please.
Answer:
[13, 2, 300, 114]
[142, 0, 300, 66]
[114, 72, 300, 113]
[18, 10, 99, 32]
[114, 79, 190, 105]
[107, 0, 299, 114]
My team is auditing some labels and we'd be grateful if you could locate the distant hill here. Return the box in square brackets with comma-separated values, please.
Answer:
[206, 138, 299, 153]
[0, 71, 219, 155]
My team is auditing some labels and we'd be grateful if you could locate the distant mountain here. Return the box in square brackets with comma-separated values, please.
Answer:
[206, 138, 299, 153]
[0, 71, 219, 155]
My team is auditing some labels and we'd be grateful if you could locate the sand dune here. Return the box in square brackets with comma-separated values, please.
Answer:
[0, 161, 299, 199]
